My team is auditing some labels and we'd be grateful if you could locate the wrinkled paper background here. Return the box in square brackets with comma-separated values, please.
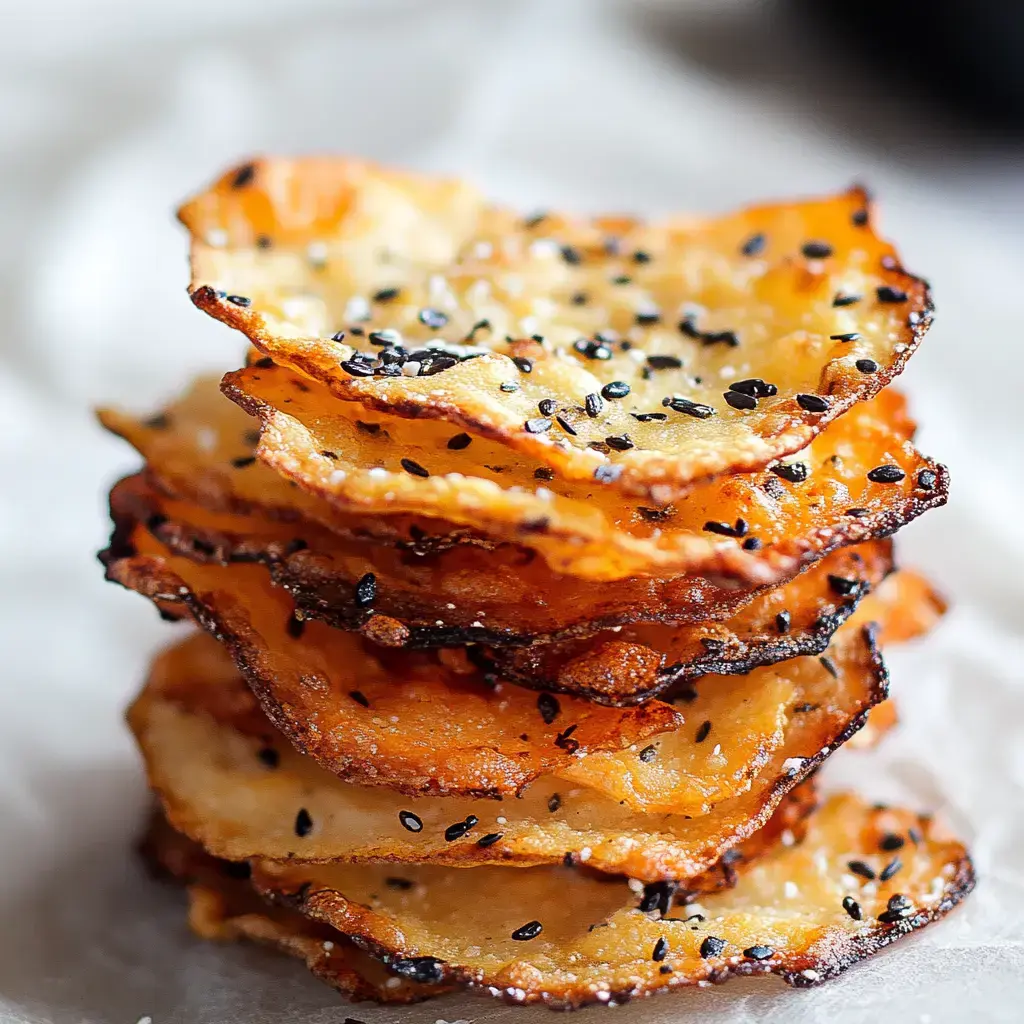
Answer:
[1, 1, 1022, 1021]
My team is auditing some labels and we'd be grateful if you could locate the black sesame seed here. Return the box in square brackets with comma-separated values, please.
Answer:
[340, 358, 376, 378]
[525, 417, 553, 434]
[594, 464, 623, 483]
[385, 877, 413, 891]
[802, 241, 834, 259]
[417, 308, 448, 329]
[741, 232, 766, 257]
[477, 832, 503, 847]
[231, 162, 256, 188]
[847, 860, 876, 881]
[639, 744, 658, 763]
[867, 465, 905, 484]
[602, 381, 630, 400]
[226, 294, 251, 307]
[842, 896, 863, 921]
[730, 378, 778, 398]
[770, 462, 808, 484]
[354, 572, 377, 608]
[776, 610, 791, 633]
[537, 693, 561, 725]
[851, 207, 869, 227]
[231, 455, 256, 468]
[447, 433, 472, 451]
[830, 332, 861, 342]
[743, 945, 775, 961]
[571, 291, 588, 305]
[499, 381, 520, 393]
[537, 398, 557, 417]
[534, 467, 555, 481]
[372, 287, 401, 303]
[390, 957, 445, 983]
[398, 811, 423, 833]
[632, 250, 652, 264]
[604, 434, 634, 451]
[879, 857, 903, 882]
[555, 724, 579, 753]
[916, 469, 937, 491]
[647, 354, 683, 370]
[635, 309, 662, 326]
[294, 808, 313, 838]
[652, 937, 669, 962]
[743, 536, 762, 550]
[695, 720, 712, 743]
[257, 746, 279, 769]
[143, 413, 170, 430]
[513, 356, 534, 373]
[877, 285, 908, 303]
[878, 893, 913, 923]
[285, 614, 305, 640]
[703, 518, 748, 538]
[555, 415, 578, 436]
[511, 921, 543, 941]
[796, 393, 830, 413]
[349, 690, 370, 708]
[662, 395, 715, 419]
[560, 245, 582, 265]
[632, 412, 667, 422]
[584, 393, 603, 418]
[659, 964, 673, 975]
[639, 881, 678, 917]
[833, 293, 863, 307]
[444, 817, 477, 842]
[547, 793, 562, 813]
[819, 656, 838, 678]
[700, 936, 726, 959]
[523, 211, 548, 229]
[724, 390, 757, 411]
[400, 458, 430, 478]
[856, 358, 879, 373]
[880, 833, 906, 852]
[828, 575, 860, 597]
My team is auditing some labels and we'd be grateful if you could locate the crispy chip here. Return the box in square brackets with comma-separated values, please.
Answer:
[104, 472, 764, 646]
[483, 541, 893, 703]
[247, 794, 971, 1009]
[140, 810, 447, 1003]
[127, 616, 885, 880]
[102, 523, 891, 812]
[223, 360, 946, 581]
[107, 524, 892, 811]
[180, 159, 931, 501]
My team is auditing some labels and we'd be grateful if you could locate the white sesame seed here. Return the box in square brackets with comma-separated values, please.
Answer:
[496, 816, 507, 825]
[205, 228, 227, 247]
[306, 241, 328, 265]
[344, 296, 370, 321]
[402, 361, 422, 376]
[782, 757, 805, 775]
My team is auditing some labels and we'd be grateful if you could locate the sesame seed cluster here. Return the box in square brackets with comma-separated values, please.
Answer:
[100, 159, 972, 1009]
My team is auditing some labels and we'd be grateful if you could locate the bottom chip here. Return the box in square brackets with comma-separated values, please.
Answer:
[142, 793, 972, 1010]
[141, 811, 452, 1004]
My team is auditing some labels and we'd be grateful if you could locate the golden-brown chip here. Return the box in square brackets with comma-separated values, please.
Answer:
[483, 541, 894, 703]
[180, 158, 931, 501]
[108, 524, 889, 811]
[247, 794, 971, 1009]
[127, 618, 885, 880]
[103, 472, 764, 646]
[140, 810, 447, 1003]
[223, 360, 946, 581]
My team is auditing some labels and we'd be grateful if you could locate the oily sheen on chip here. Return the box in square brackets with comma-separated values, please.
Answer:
[97, 159, 972, 1012]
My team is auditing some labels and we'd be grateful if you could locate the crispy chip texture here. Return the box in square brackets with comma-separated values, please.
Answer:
[181, 159, 932, 501]
[127, 617, 885, 880]
[103, 525, 888, 811]
[248, 794, 971, 1009]
[141, 811, 447, 1003]
[104, 472, 763, 646]
[223, 360, 946, 581]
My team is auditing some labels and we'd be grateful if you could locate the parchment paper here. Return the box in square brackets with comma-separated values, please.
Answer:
[1, 1, 1022, 1021]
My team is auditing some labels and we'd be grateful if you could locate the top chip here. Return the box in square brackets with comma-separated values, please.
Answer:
[180, 158, 931, 501]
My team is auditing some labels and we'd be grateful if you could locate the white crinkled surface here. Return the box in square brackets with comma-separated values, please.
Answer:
[1, 0, 1022, 1021]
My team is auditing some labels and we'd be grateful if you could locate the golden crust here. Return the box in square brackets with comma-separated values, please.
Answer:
[223, 360, 946, 582]
[248, 793, 972, 1009]
[140, 810, 447, 1003]
[180, 159, 932, 501]
[126, 618, 885, 881]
